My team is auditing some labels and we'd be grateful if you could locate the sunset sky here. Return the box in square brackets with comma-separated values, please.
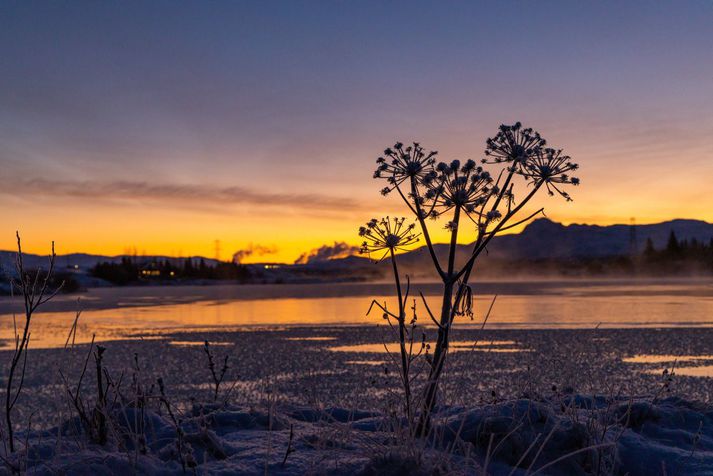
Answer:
[1, 1, 712, 263]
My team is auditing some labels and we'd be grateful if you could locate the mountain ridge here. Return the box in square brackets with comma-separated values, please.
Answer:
[379, 218, 713, 277]
[1, 218, 712, 272]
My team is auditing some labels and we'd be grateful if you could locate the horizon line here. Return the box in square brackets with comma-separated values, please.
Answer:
[2, 216, 711, 263]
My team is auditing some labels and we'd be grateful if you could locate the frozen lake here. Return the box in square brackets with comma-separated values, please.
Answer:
[0, 278, 712, 348]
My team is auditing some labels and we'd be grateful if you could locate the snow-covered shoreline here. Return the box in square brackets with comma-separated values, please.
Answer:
[6, 395, 713, 475]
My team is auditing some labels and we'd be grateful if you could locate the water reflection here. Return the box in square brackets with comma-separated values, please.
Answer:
[330, 341, 523, 354]
[169, 341, 231, 347]
[345, 360, 386, 366]
[625, 354, 713, 379]
[623, 355, 713, 364]
[654, 366, 713, 378]
[0, 280, 711, 349]
[285, 337, 338, 341]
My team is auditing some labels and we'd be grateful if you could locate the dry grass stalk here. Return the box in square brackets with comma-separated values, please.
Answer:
[5, 233, 61, 454]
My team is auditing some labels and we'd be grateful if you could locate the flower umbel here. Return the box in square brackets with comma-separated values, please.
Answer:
[374, 142, 438, 195]
[423, 159, 495, 220]
[519, 148, 580, 200]
[483, 122, 546, 165]
[359, 217, 420, 261]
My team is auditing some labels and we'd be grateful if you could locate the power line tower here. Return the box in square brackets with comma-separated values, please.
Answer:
[629, 217, 638, 256]
[214, 239, 221, 262]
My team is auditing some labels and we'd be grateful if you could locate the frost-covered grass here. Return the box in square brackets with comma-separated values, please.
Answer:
[1, 326, 713, 474]
[3, 392, 713, 474]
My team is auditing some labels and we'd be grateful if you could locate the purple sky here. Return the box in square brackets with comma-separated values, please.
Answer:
[1, 1, 712, 261]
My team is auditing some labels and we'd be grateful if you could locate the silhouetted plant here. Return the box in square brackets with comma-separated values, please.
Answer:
[203, 341, 230, 402]
[157, 377, 189, 472]
[93, 345, 108, 445]
[359, 217, 425, 429]
[5, 233, 61, 453]
[365, 124, 579, 433]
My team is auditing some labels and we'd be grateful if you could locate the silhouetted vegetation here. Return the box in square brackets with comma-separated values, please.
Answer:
[482, 231, 713, 277]
[361, 123, 580, 434]
[5, 234, 60, 453]
[90, 257, 251, 285]
[49, 271, 82, 293]
[639, 231, 713, 273]
[0, 268, 80, 295]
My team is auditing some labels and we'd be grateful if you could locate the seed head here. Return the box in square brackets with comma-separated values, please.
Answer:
[358, 216, 420, 262]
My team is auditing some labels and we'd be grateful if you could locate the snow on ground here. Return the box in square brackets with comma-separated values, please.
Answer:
[2, 326, 713, 474]
[4, 395, 713, 475]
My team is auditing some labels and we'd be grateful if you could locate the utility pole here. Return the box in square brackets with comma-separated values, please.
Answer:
[214, 239, 221, 262]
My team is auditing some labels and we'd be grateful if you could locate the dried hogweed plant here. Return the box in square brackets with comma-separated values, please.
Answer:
[359, 217, 425, 428]
[362, 124, 580, 434]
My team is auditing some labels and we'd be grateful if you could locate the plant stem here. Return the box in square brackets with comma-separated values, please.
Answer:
[408, 179, 446, 279]
[417, 206, 461, 435]
[454, 182, 543, 283]
[389, 249, 412, 428]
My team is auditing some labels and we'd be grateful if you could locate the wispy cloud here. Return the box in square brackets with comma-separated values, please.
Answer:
[4, 179, 359, 212]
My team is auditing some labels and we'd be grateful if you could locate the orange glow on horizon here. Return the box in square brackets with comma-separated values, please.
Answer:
[3, 194, 711, 264]
[3, 125, 712, 264]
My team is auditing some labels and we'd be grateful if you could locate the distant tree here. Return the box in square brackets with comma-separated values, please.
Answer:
[91, 259, 138, 285]
[643, 238, 656, 259]
[91, 255, 250, 284]
[183, 258, 194, 276]
[665, 230, 681, 256]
